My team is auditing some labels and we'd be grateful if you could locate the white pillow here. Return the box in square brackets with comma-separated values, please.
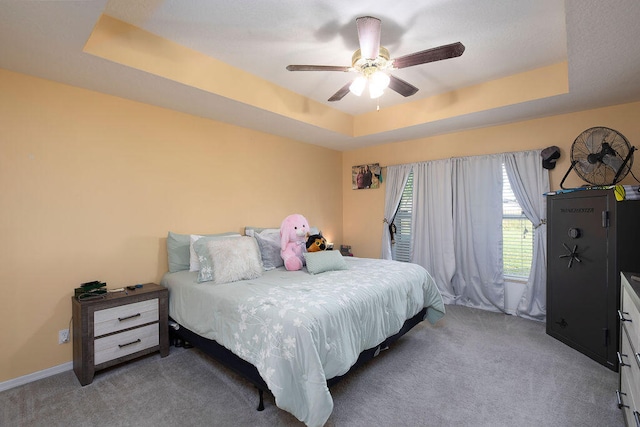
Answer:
[190, 233, 240, 271]
[203, 236, 263, 284]
[189, 235, 205, 271]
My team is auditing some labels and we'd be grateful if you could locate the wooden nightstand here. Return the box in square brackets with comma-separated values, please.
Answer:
[72, 283, 169, 386]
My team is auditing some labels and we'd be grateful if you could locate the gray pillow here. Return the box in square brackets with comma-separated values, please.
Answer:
[166, 231, 239, 273]
[245, 226, 321, 236]
[247, 228, 283, 270]
[244, 226, 278, 235]
[243, 225, 322, 272]
[303, 251, 348, 274]
[245, 227, 284, 270]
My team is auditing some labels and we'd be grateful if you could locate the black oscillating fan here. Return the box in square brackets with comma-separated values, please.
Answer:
[560, 127, 635, 189]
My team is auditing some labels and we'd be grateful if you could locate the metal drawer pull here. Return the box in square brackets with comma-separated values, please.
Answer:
[118, 339, 142, 348]
[618, 310, 632, 322]
[617, 390, 629, 409]
[118, 313, 141, 322]
[636, 353, 640, 366]
[634, 410, 640, 427]
[618, 351, 630, 367]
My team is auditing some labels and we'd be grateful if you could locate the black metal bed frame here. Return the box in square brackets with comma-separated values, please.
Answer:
[169, 307, 427, 411]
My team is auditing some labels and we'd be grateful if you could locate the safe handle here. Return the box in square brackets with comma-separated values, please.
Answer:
[618, 310, 632, 322]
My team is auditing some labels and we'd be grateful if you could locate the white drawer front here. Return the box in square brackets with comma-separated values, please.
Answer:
[94, 323, 159, 365]
[622, 332, 640, 410]
[621, 367, 636, 426]
[623, 287, 640, 353]
[94, 299, 158, 337]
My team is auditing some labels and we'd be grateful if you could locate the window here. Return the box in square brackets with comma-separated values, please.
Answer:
[392, 171, 413, 262]
[502, 164, 534, 279]
[391, 165, 534, 278]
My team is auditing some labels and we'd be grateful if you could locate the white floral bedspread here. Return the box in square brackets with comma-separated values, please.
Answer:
[161, 257, 444, 427]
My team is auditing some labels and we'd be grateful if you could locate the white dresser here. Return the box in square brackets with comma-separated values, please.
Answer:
[618, 272, 640, 426]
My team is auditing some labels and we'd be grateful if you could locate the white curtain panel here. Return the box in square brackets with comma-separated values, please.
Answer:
[380, 164, 413, 260]
[503, 150, 549, 321]
[411, 160, 457, 303]
[451, 154, 505, 313]
[382, 151, 548, 319]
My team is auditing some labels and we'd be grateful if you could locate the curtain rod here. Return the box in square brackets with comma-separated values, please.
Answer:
[376, 147, 544, 169]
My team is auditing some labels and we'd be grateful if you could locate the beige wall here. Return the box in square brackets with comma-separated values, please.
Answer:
[3, 65, 640, 384]
[342, 101, 640, 258]
[0, 69, 343, 382]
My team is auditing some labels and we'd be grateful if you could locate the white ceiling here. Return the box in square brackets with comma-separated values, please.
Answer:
[1, 0, 640, 151]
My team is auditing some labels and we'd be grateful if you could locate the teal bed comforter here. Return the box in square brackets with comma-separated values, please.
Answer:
[161, 257, 444, 427]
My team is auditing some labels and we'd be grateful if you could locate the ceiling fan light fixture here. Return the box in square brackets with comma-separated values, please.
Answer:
[369, 71, 390, 98]
[369, 85, 384, 99]
[286, 17, 465, 103]
[349, 75, 367, 96]
[351, 47, 390, 68]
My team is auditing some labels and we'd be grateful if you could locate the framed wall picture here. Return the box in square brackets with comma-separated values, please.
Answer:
[352, 163, 381, 189]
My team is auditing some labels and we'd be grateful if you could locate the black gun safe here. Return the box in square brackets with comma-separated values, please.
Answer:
[547, 189, 640, 371]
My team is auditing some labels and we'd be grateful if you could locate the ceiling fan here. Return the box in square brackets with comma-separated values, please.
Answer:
[286, 16, 465, 102]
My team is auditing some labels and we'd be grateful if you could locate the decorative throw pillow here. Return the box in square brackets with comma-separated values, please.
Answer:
[189, 234, 205, 272]
[209, 237, 263, 284]
[193, 235, 240, 282]
[196, 236, 263, 283]
[248, 228, 284, 270]
[167, 231, 239, 273]
[189, 234, 241, 271]
[303, 250, 349, 274]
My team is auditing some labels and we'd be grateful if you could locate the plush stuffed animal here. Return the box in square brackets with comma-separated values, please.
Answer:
[280, 214, 310, 271]
[306, 233, 327, 252]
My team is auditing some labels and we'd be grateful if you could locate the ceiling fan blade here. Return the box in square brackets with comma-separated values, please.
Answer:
[328, 81, 353, 102]
[388, 74, 419, 97]
[393, 42, 465, 69]
[356, 16, 381, 60]
[286, 65, 351, 72]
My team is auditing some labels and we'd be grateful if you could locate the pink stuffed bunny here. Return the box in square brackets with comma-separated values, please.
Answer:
[280, 213, 310, 271]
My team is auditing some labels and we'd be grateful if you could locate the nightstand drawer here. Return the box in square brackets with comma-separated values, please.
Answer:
[94, 323, 159, 365]
[94, 298, 159, 337]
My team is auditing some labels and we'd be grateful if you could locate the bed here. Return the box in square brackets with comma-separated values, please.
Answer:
[160, 230, 445, 427]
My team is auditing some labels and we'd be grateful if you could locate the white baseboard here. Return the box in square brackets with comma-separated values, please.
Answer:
[0, 362, 72, 393]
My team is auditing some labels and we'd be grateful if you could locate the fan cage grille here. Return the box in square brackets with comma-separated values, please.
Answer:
[570, 126, 633, 186]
